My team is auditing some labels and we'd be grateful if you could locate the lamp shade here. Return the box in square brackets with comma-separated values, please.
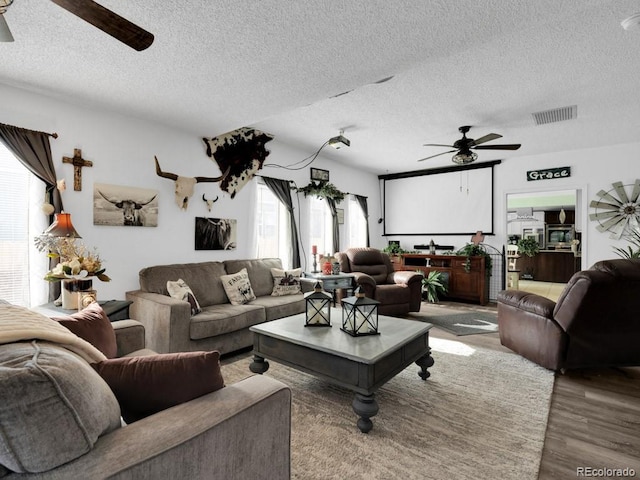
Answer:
[0, 14, 13, 43]
[452, 151, 478, 165]
[43, 212, 82, 238]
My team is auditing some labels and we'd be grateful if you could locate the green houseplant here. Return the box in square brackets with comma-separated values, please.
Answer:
[613, 228, 640, 259]
[517, 237, 540, 257]
[421, 270, 448, 303]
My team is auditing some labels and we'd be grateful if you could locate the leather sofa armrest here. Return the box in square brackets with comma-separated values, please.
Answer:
[497, 290, 556, 319]
[351, 272, 376, 298]
[387, 270, 423, 286]
[112, 319, 146, 357]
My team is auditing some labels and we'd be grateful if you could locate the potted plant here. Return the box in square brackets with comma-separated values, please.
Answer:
[421, 270, 448, 303]
[382, 243, 406, 264]
[517, 237, 540, 257]
[613, 228, 640, 259]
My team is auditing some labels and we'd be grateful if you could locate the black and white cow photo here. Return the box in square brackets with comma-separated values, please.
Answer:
[195, 217, 237, 250]
[93, 183, 159, 227]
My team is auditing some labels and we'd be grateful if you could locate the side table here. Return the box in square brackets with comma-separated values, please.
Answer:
[34, 300, 133, 322]
[304, 272, 355, 306]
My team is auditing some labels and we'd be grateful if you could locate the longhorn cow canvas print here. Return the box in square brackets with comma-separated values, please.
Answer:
[203, 127, 274, 199]
[93, 183, 158, 227]
[195, 217, 237, 250]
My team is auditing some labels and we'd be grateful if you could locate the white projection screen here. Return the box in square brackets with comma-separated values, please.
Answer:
[382, 162, 496, 235]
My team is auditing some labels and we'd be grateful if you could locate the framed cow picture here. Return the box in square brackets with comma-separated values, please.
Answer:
[195, 217, 237, 250]
[93, 183, 158, 227]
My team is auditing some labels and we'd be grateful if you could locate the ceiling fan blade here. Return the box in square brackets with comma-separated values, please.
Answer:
[473, 144, 521, 150]
[471, 133, 502, 146]
[50, 0, 154, 51]
[423, 143, 455, 148]
[417, 150, 457, 162]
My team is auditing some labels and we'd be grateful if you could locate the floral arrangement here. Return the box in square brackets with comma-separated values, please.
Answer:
[294, 181, 346, 202]
[34, 235, 111, 282]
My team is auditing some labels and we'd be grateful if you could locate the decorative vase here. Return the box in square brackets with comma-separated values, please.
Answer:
[61, 278, 93, 310]
[322, 258, 333, 275]
[332, 262, 340, 275]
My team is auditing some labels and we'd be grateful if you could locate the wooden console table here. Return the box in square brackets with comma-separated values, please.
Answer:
[394, 254, 489, 305]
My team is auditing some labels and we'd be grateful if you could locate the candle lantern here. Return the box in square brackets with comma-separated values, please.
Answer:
[341, 287, 380, 336]
[304, 281, 332, 327]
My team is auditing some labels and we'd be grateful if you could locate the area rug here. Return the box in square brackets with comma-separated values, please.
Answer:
[222, 337, 554, 480]
[413, 310, 499, 336]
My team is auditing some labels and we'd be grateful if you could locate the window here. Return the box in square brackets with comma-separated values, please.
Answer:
[308, 196, 333, 255]
[347, 195, 367, 248]
[0, 144, 48, 307]
[255, 182, 291, 269]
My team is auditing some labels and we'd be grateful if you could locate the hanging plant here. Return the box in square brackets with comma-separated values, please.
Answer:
[295, 181, 346, 202]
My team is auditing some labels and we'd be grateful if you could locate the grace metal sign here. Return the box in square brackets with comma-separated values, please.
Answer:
[527, 166, 571, 181]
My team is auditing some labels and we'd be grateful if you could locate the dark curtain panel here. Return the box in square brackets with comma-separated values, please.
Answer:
[354, 194, 370, 247]
[0, 123, 61, 301]
[262, 176, 301, 269]
[325, 197, 340, 254]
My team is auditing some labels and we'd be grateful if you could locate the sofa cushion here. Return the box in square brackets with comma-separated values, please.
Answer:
[271, 268, 302, 296]
[91, 351, 224, 423]
[224, 258, 284, 297]
[190, 303, 265, 340]
[220, 268, 256, 305]
[0, 341, 121, 473]
[139, 261, 228, 307]
[250, 294, 306, 321]
[166, 278, 202, 315]
[51, 302, 118, 358]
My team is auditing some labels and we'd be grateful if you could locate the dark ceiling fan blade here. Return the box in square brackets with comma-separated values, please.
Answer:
[423, 143, 456, 148]
[50, 0, 154, 51]
[417, 150, 457, 162]
[471, 133, 502, 146]
[473, 144, 521, 150]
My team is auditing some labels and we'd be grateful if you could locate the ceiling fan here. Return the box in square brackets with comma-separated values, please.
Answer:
[418, 125, 521, 165]
[0, 0, 154, 51]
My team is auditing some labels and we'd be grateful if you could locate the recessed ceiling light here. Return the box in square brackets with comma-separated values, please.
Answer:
[621, 13, 640, 30]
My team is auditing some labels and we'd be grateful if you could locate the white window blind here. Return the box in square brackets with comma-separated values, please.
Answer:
[308, 196, 333, 256]
[255, 182, 291, 269]
[347, 195, 367, 248]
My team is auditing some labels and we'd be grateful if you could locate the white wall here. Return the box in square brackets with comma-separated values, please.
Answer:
[385, 143, 639, 269]
[1, 83, 381, 302]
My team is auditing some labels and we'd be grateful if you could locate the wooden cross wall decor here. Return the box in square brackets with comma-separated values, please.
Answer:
[62, 148, 93, 191]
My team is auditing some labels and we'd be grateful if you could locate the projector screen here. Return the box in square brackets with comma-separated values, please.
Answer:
[382, 162, 496, 235]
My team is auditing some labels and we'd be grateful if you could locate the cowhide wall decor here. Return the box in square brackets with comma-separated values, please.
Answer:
[202, 127, 274, 199]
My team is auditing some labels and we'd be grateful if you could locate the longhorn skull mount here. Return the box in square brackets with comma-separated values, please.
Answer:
[202, 194, 219, 212]
[154, 156, 229, 210]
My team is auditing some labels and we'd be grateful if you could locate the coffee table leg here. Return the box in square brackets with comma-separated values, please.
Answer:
[415, 347, 434, 380]
[249, 354, 270, 374]
[352, 393, 379, 433]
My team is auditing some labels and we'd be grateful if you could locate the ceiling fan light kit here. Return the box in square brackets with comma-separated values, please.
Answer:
[451, 151, 478, 165]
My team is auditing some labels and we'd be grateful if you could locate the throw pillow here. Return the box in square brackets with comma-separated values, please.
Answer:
[271, 268, 303, 296]
[220, 268, 256, 305]
[166, 278, 202, 315]
[91, 351, 225, 423]
[52, 302, 117, 359]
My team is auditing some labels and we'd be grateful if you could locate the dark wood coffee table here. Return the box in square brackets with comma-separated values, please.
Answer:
[249, 310, 433, 433]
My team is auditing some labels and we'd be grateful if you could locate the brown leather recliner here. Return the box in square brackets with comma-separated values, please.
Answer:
[335, 248, 423, 316]
[497, 258, 640, 371]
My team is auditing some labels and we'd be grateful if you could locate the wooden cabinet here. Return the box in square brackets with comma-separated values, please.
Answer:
[395, 254, 489, 305]
[517, 251, 580, 283]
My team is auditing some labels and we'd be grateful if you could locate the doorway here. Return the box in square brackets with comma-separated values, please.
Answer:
[505, 187, 587, 298]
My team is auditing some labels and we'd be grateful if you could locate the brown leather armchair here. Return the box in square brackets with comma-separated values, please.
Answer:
[335, 247, 423, 316]
[497, 258, 640, 371]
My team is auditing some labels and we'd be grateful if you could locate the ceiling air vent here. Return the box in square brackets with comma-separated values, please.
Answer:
[532, 105, 577, 126]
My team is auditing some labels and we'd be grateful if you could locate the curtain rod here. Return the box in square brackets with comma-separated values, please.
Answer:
[0, 122, 58, 139]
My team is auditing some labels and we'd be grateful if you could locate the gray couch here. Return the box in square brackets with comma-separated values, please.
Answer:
[126, 258, 307, 355]
[0, 316, 291, 479]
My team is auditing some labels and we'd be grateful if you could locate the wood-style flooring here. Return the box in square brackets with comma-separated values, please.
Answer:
[431, 301, 640, 480]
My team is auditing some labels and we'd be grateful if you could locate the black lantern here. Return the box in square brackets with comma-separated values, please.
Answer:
[304, 281, 332, 327]
[341, 287, 380, 336]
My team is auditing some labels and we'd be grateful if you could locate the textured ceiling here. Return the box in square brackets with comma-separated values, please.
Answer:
[1, 0, 639, 174]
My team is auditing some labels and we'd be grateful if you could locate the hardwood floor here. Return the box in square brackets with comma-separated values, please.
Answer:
[430, 301, 640, 479]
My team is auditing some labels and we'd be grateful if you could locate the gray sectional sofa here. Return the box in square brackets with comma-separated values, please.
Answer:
[126, 258, 308, 355]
